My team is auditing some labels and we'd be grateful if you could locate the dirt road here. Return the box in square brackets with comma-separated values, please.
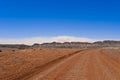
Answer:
[18, 49, 120, 80]
[1, 49, 120, 80]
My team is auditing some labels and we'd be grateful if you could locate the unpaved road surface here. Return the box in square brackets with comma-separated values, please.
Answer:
[23, 49, 120, 80]
[1, 48, 120, 80]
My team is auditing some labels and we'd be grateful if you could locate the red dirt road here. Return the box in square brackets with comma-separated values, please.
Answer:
[25, 49, 120, 80]
[1, 49, 120, 80]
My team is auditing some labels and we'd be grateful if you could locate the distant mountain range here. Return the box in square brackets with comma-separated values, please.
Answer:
[0, 40, 120, 48]
[33, 40, 120, 48]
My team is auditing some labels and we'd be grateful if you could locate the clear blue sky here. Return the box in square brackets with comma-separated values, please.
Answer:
[0, 0, 120, 39]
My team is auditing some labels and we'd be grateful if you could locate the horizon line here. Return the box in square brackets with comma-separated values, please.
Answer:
[0, 36, 119, 45]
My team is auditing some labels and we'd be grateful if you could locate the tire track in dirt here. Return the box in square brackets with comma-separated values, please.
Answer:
[31, 49, 120, 80]
[7, 49, 120, 80]
[41, 51, 88, 80]
[27, 50, 86, 80]
[13, 50, 85, 80]
[99, 51, 120, 80]
[86, 50, 119, 80]
[56, 51, 89, 80]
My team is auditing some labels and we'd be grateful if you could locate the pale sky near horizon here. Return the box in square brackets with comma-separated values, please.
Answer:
[0, 0, 120, 44]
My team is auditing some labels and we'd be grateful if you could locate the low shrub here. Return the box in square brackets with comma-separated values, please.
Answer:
[0, 50, 2, 52]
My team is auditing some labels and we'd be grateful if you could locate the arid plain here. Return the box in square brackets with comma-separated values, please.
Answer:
[0, 47, 120, 80]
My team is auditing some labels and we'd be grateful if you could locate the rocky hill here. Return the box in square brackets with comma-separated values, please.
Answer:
[0, 44, 30, 49]
[0, 40, 120, 49]
[33, 40, 120, 48]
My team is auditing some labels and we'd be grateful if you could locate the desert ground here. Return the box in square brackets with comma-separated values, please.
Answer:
[0, 48, 120, 80]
